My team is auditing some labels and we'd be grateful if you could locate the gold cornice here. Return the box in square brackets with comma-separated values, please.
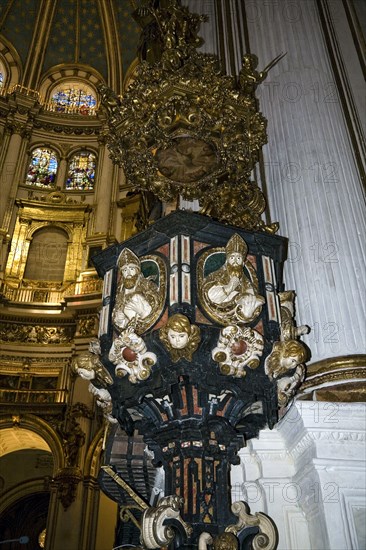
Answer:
[306, 354, 366, 376]
[15, 197, 92, 213]
[302, 368, 366, 390]
[298, 354, 366, 401]
[0, 413, 64, 467]
[0, 363, 64, 376]
[0, 312, 74, 325]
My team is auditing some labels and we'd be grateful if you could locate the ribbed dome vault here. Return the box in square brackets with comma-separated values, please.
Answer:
[0, 0, 142, 92]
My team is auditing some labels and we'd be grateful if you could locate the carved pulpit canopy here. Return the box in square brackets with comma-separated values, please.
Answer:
[100, 0, 285, 233]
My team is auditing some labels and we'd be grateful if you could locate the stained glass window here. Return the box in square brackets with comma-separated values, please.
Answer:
[0, 60, 6, 90]
[26, 147, 58, 187]
[50, 84, 97, 115]
[66, 151, 96, 190]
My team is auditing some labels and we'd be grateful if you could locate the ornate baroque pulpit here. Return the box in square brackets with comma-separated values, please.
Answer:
[74, 2, 309, 548]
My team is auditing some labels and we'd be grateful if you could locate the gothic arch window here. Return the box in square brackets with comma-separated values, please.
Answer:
[24, 226, 68, 282]
[25, 147, 58, 188]
[49, 81, 97, 115]
[66, 150, 96, 191]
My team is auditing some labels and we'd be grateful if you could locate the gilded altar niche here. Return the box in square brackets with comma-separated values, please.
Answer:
[4, 193, 90, 291]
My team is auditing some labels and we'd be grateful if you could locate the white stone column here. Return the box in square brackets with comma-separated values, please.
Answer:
[241, 0, 366, 361]
[234, 401, 366, 549]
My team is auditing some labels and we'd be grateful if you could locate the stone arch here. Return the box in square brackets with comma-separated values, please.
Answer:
[84, 427, 104, 478]
[39, 64, 104, 111]
[67, 144, 99, 158]
[26, 221, 73, 241]
[0, 415, 64, 472]
[0, 36, 22, 90]
[0, 479, 49, 517]
[26, 141, 63, 160]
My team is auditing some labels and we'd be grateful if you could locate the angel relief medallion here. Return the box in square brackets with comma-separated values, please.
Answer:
[112, 248, 166, 334]
[108, 248, 166, 383]
[197, 234, 265, 325]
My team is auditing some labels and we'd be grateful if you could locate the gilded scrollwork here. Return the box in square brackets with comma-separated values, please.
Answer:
[112, 248, 166, 335]
[198, 234, 265, 325]
[265, 340, 307, 380]
[72, 339, 113, 387]
[88, 385, 117, 424]
[72, 340, 117, 421]
[239, 53, 286, 100]
[0, 322, 73, 343]
[78, 314, 98, 336]
[54, 467, 83, 510]
[159, 313, 201, 362]
[58, 411, 85, 468]
[277, 365, 305, 407]
[199, 532, 239, 550]
[212, 325, 264, 378]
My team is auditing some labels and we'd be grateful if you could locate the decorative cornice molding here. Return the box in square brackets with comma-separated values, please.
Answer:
[306, 354, 366, 377]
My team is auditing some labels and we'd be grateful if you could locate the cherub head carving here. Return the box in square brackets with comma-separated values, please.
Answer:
[159, 313, 201, 362]
[265, 340, 307, 380]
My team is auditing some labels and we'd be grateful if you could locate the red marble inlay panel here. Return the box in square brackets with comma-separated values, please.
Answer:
[193, 240, 210, 254]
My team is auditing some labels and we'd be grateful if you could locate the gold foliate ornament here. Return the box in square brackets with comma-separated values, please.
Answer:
[101, 1, 282, 232]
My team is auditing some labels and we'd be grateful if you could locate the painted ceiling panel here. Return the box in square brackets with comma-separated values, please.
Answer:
[0, 0, 141, 87]
[0, 0, 40, 67]
[78, 0, 106, 77]
[43, 0, 77, 71]
[114, 2, 140, 77]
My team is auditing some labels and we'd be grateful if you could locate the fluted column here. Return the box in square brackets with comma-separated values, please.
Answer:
[234, 0, 366, 362]
[92, 135, 115, 241]
[0, 124, 30, 278]
[0, 128, 23, 228]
